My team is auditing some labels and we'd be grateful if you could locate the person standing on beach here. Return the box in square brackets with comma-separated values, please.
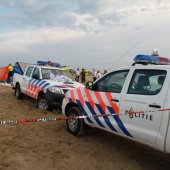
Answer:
[7, 64, 13, 83]
[93, 69, 97, 82]
[76, 68, 80, 82]
[81, 68, 86, 84]
[97, 70, 102, 79]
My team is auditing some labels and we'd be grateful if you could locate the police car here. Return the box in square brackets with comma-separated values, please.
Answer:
[62, 54, 170, 153]
[13, 65, 83, 111]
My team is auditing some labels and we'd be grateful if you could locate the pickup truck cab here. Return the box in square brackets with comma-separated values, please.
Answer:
[62, 55, 170, 153]
[13, 65, 83, 110]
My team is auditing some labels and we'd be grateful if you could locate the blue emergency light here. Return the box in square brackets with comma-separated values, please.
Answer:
[134, 55, 170, 65]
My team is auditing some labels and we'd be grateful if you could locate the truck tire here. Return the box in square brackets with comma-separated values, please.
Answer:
[15, 84, 23, 100]
[37, 95, 53, 111]
[66, 107, 87, 136]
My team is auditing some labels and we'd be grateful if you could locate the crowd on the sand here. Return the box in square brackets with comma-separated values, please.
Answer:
[75, 68, 107, 84]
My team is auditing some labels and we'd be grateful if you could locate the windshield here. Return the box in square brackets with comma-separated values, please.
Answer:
[41, 68, 74, 80]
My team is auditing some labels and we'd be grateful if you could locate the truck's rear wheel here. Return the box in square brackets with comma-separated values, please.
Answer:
[37, 95, 53, 111]
[66, 107, 86, 136]
[15, 84, 23, 100]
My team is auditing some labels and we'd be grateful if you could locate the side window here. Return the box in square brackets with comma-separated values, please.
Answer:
[128, 69, 166, 95]
[25, 67, 34, 77]
[93, 70, 129, 93]
[32, 67, 40, 79]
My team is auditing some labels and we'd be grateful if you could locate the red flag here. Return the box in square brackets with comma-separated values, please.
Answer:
[0, 66, 8, 81]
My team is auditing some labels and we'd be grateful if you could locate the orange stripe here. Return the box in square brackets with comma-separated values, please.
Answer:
[77, 88, 85, 106]
[94, 91, 106, 112]
[70, 90, 75, 102]
[26, 84, 31, 94]
[105, 92, 119, 114]
[84, 88, 95, 109]
[32, 86, 39, 97]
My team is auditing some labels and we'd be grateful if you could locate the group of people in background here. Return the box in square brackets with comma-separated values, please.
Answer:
[75, 68, 107, 84]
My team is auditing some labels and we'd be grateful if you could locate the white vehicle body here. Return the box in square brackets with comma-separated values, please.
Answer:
[62, 64, 170, 153]
[13, 65, 83, 109]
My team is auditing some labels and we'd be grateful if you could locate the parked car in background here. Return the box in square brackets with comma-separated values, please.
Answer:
[13, 64, 83, 111]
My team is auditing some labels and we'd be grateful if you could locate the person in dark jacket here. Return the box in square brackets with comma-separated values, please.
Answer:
[81, 68, 86, 84]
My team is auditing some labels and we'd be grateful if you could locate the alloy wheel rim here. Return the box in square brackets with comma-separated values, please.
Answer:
[68, 113, 78, 131]
[38, 98, 48, 110]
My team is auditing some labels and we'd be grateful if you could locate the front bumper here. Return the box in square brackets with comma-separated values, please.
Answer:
[45, 89, 65, 107]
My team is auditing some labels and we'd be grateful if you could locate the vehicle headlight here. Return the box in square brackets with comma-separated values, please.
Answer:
[48, 86, 62, 94]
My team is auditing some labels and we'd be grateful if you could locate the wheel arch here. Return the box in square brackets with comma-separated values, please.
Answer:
[65, 102, 80, 116]
[15, 82, 20, 88]
[37, 91, 45, 98]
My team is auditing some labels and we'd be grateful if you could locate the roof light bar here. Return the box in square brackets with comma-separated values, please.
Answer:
[134, 55, 170, 65]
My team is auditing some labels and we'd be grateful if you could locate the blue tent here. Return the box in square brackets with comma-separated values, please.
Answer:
[13, 66, 23, 76]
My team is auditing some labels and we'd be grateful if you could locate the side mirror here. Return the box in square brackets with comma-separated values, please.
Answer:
[32, 74, 39, 80]
[86, 81, 93, 89]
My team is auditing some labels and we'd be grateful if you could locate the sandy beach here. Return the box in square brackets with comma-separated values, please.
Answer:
[0, 85, 170, 170]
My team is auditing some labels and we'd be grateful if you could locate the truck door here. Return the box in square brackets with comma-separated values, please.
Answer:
[84, 69, 132, 136]
[22, 66, 34, 94]
[119, 69, 168, 144]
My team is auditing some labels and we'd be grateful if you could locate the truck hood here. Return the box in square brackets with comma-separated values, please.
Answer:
[44, 79, 84, 89]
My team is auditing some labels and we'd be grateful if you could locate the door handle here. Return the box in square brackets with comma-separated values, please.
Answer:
[111, 98, 119, 102]
[149, 104, 161, 108]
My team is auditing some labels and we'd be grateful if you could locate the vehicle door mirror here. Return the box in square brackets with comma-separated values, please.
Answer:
[32, 74, 39, 80]
[86, 81, 93, 89]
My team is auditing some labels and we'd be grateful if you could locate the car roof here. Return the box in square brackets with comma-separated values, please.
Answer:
[109, 64, 170, 72]
[27, 65, 64, 70]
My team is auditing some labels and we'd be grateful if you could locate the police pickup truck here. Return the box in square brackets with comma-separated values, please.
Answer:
[62, 55, 170, 153]
[13, 64, 83, 111]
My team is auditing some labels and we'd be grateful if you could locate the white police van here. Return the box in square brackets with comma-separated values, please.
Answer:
[62, 54, 170, 153]
[13, 65, 83, 111]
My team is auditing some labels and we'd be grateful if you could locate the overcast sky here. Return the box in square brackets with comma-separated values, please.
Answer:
[0, 0, 170, 71]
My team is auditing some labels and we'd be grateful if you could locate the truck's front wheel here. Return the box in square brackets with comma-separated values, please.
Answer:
[15, 84, 23, 100]
[66, 107, 86, 136]
[37, 95, 53, 111]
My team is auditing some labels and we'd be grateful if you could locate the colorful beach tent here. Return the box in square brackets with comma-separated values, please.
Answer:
[0, 66, 8, 81]
[0, 65, 23, 81]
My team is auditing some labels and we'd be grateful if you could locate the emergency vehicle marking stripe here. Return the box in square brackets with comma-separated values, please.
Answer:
[68, 97, 93, 124]
[96, 104, 117, 132]
[32, 80, 43, 97]
[28, 79, 37, 95]
[85, 101, 105, 128]
[70, 90, 75, 102]
[83, 88, 104, 127]
[76, 100, 93, 124]
[107, 106, 133, 137]
[94, 92, 106, 112]
[84, 89, 95, 109]
[30, 80, 39, 96]
[26, 79, 34, 94]
[105, 92, 119, 114]
[33, 80, 46, 97]
[76, 88, 85, 107]
[68, 96, 93, 124]
[41, 83, 50, 89]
